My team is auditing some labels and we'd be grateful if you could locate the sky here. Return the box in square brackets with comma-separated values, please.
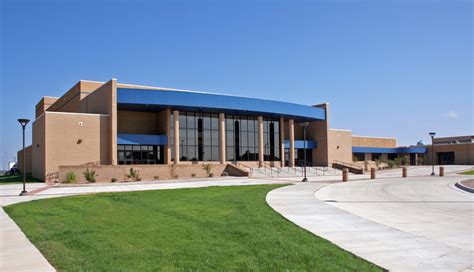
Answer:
[0, 0, 472, 169]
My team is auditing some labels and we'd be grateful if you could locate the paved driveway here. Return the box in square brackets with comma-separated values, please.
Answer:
[267, 166, 474, 271]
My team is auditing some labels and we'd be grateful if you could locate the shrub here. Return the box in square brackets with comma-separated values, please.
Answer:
[127, 168, 141, 181]
[111, 177, 117, 183]
[387, 160, 395, 169]
[191, 173, 196, 178]
[394, 157, 401, 168]
[65, 172, 76, 183]
[202, 163, 213, 177]
[170, 165, 176, 179]
[83, 168, 97, 183]
[363, 160, 369, 171]
[400, 156, 408, 166]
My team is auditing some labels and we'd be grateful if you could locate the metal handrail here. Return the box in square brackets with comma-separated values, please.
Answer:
[261, 161, 280, 177]
[333, 160, 363, 170]
[231, 161, 254, 175]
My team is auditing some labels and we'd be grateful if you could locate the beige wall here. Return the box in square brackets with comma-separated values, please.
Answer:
[32, 114, 46, 179]
[80, 79, 117, 164]
[424, 143, 474, 165]
[118, 111, 159, 134]
[35, 97, 58, 118]
[308, 104, 330, 166]
[327, 129, 353, 164]
[31, 112, 110, 180]
[117, 110, 168, 135]
[17, 145, 32, 174]
[352, 136, 397, 148]
[58, 163, 238, 183]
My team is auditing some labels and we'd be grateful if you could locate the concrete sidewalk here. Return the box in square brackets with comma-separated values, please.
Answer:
[266, 177, 473, 271]
[0, 208, 55, 272]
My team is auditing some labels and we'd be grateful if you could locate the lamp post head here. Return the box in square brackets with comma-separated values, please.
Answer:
[299, 122, 310, 127]
[429, 132, 436, 138]
[17, 119, 30, 128]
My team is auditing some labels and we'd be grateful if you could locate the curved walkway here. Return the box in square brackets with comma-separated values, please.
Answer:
[266, 173, 473, 271]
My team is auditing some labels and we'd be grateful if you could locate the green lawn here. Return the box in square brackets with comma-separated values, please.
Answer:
[5, 185, 381, 271]
[0, 174, 44, 185]
[460, 170, 474, 175]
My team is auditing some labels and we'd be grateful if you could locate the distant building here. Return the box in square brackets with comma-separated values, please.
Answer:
[423, 135, 474, 165]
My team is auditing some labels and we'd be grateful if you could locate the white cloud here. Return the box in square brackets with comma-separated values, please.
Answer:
[441, 111, 459, 120]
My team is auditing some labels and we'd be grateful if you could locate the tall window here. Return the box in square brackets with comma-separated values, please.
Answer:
[174, 112, 219, 161]
[263, 118, 280, 161]
[225, 115, 259, 161]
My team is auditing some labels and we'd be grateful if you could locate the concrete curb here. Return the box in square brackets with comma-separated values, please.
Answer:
[455, 181, 474, 194]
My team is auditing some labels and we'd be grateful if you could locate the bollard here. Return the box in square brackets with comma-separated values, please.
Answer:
[439, 166, 444, 177]
[370, 168, 376, 179]
[402, 167, 407, 178]
[342, 168, 348, 182]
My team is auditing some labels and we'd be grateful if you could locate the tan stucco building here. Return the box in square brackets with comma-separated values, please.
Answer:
[20, 79, 459, 183]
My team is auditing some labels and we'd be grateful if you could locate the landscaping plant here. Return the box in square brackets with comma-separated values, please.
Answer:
[128, 168, 141, 181]
[65, 172, 77, 183]
[400, 156, 408, 166]
[202, 163, 213, 177]
[83, 168, 97, 183]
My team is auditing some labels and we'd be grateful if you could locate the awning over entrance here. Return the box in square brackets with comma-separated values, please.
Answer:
[284, 140, 317, 149]
[118, 134, 168, 145]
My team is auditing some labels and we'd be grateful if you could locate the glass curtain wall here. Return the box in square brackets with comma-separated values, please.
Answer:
[225, 115, 258, 161]
[170, 112, 219, 161]
[171, 112, 280, 162]
[118, 144, 163, 165]
[225, 116, 280, 162]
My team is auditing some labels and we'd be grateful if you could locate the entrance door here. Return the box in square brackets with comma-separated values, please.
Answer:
[410, 154, 416, 165]
[296, 149, 313, 166]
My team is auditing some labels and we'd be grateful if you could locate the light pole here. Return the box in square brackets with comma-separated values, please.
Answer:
[18, 118, 30, 196]
[300, 122, 309, 182]
[429, 132, 436, 176]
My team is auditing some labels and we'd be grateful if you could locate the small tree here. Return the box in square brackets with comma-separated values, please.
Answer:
[111, 177, 117, 183]
[83, 168, 97, 183]
[363, 160, 369, 171]
[65, 172, 76, 183]
[202, 163, 213, 177]
[127, 168, 141, 181]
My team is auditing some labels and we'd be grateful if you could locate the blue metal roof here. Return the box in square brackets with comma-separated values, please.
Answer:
[117, 88, 326, 121]
[352, 146, 427, 154]
[284, 140, 317, 149]
[118, 134, 168, 145]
